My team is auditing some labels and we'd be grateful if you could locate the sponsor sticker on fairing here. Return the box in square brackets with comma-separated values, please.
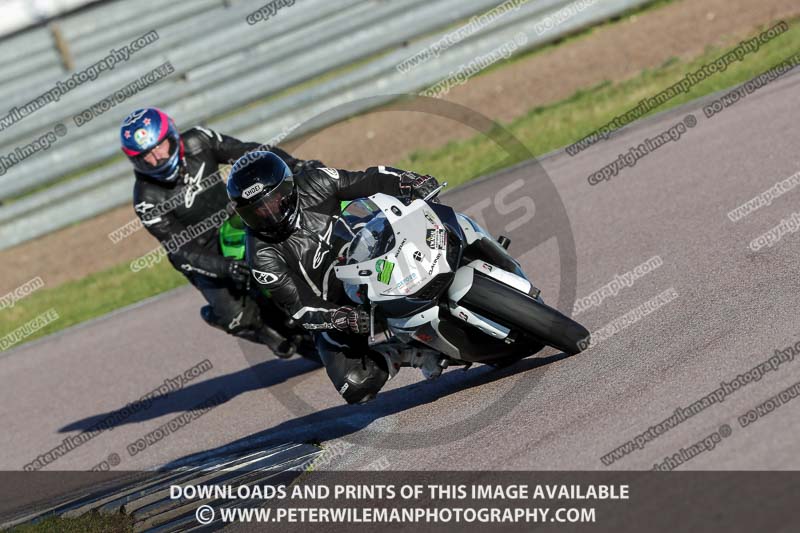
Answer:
[425, 228, 446, 250]
[375, 259, 395, 284]
[423, 209, 438, 225]
[427, 252, 443, 275]
[389, 272, 420, 294]
[393, 238, 408, 258]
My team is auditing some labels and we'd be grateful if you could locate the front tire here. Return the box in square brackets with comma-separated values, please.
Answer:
[460, 272, 590, 355]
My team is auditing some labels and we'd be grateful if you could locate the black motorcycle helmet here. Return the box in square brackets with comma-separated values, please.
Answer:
[226, 151, 299, 241]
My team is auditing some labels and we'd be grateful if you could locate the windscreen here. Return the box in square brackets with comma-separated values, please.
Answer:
[347, 213, 396, 264]
[336, 198, 396, 264]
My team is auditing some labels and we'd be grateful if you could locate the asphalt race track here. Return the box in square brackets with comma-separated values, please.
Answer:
[3, 70, 800, 484]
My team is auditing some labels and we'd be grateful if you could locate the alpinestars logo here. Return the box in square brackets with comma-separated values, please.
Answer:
[180, 264, 217, 277]
[183, 163, 205, 208]
[312, 222, 333, 269]
[252, 269, 279, 285]
[134, 201, 155, 215]
[123, 109, 148, 126]
[228, 311, 243, 330]
[135, 201, 161, 226]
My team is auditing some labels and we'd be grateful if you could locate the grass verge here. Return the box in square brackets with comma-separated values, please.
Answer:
[399, 18, 800, 185]
[3, 13, 798, 351]
[1, 259, 184, 349]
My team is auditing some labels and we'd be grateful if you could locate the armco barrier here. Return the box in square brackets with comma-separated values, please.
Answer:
[0, 0, 655, 249]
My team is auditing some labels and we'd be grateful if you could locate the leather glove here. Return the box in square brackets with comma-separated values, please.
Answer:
[399, 171, 440, 200]
[331, 306, 370, 334]
[226, 260, 251, 285]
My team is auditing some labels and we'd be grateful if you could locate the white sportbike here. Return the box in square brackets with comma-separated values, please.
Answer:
[332, 186, 590, 380]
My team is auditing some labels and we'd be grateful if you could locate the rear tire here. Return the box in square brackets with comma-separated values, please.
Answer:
[460, 272, 590, 355]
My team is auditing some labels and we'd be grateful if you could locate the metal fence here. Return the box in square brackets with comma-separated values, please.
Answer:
[0, 0, 654, 249]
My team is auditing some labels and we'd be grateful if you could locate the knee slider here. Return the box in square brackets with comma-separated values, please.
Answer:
[200, 305, 225, 330]
[315, 334, 389, 404]
[339, 354, 389, 404]
[201, 305, 245, 333]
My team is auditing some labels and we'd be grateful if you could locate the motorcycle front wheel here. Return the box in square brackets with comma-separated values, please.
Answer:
[459, 272, 590, 356]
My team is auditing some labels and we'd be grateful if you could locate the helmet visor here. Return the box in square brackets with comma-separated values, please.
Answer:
[130, 137, 178, 175]
[235, 177, 296, 234]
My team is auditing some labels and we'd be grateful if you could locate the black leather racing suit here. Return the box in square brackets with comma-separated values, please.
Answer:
[131, 126, 308, 346]
[246, 165, 411, 403]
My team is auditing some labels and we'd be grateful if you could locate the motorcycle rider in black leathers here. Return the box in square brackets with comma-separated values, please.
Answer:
[226, 151, 440, 403]
[120, 107, 321, 356]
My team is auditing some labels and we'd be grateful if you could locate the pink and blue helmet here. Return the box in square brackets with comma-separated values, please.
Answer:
[120, 107, 183, 182]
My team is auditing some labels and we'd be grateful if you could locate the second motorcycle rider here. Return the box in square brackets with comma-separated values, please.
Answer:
[121, 107, 321, 357]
